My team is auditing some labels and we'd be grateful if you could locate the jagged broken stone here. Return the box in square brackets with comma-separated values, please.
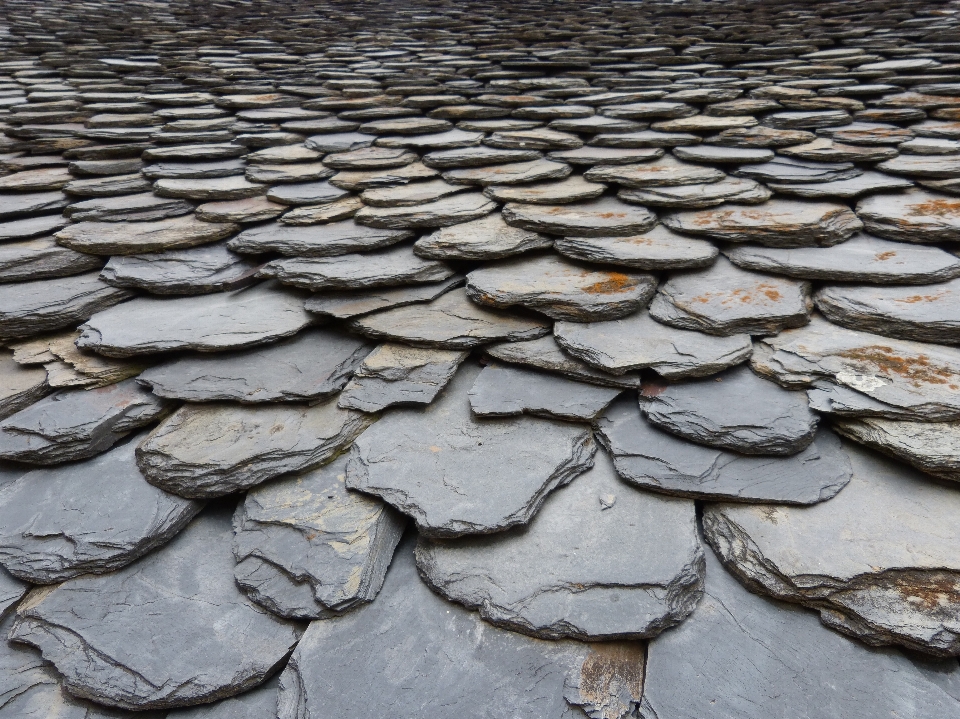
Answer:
[641, 365, 819, 455]
[0, 272, 133, 340]
[640, 538, 960, 719]
[304, 275, 463, 319]
[751, 315, 960, 421]
[137, 398, 374, 498]
[416, 448, 702, 639]
[833, 417, 960, 483]
[554, 311, 752, 379]
[466, 254, 656, 321]
[260, 245, 454, 291]
[233, 453, 405, 620]
[349, 287, 550, 349]
[138, 329, 372, 403]
[276, 534, 645, 719]
[100, 242, 261, 295]
[662, 199, 863, 247]
[814, 279, 960, 344]
[77, 282, 313, 358]
[856, 189, 960, 243]
[414, 212, 553, 260]
[9, 508, 302, 710]
[468, 364, 621, 421]
[502, 197, 657, 237]
[228, 220, 412, 257]
[338, 344, 467, 412]
[704, 442, 960, 657]
[0, 352, 47, 421]
[9, 330, 145, 390]
[723, 232, 960, 284]
[354, 192, 496, 229]
[346, 362, 596, 537]
[55, 216, 240, 255]
[0, 379, 172, 465]
[554, 224, 718, 270]
[597, 396, 851, 504]
[618, 176, 771, 208]
[649, 256, 812, 336]
[0, 432, 202, 583]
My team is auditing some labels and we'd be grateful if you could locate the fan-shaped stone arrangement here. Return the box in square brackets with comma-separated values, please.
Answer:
[2, 0, 960, 717]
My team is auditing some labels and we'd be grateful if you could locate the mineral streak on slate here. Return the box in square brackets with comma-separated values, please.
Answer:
[136, 398, 374, 498]
[137, 329, 373, 403]
[597, 396, 851, 505]
[466, 253, 657, 322]
[277, 534, 646, 719]
[77, 281, 313, 357]
[640, 542, 960, 719]
[0, 378, 172, 465]
[10, 508, 302, 710]
[346, 362, 596, 537]
[705, 443, 960, 657]
[640, 365, 820, 456]
[416, 449, 703, 640]
[856, 189, 960, 243]
[0, 433, 203, 583]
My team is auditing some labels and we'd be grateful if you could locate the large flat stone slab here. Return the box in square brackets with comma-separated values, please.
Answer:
[0, 432, 202, 583]
[649, 256, 812, 336]
[55, 216, 239, 255]
[0, 236, 104, 283]
[0, 272, 133, 340]
[228, 220, 412, 257]
[416, 449, 702, 639]
[338, 344, 467, 412]
[137, 398, 374, 498]
[354, 193, 496, 229]
[502, 197, 657, 237]
[0, 379, 172, 465]
[76, 282, 313, 358]
[642, 365, 820, 455]
[349, 287, 550, 349]
[466, 253, 657, 321]
[468, 364, 621, 421]
[618, 176, 771, 208]
[704, 443, 960, 657]
[752, 316, 960, 420]
[640, 538, 960, 719]
[346, 362, 596, 537]
[584, 157, 725, 187]
[555, 224, 717, 270]
[554, 311, 753, 379]
[662, 200, 863, 248]
[277, 534, 644, 719]
[10, 508, 302, 710]
[64, 192, 194, 222]
[485, 334, 642, 388]
[138, 329, 372, 403]
[833, 417, 960, 483]
[414, 212, 552, 260]
[598, 396, 851, 504]
[857, 189, 960, 243]
[233, 452, 405, 620]
[304, 275, 463, 319]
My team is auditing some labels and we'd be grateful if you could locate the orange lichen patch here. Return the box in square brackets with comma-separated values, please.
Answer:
[886, 571, 960, 612]
[625, 236, 654, 246]
[838, 345, 957, 388]
[692, 209, 734, 227]
[875, 251, 898, 261]
[597, 212, 627, 219]
[577, 642, 646, 719]
[581, 273, 638, 294]
[894, 290, 948, 304]
[906, 198, 960, 218]
[690, 283, 783, 307]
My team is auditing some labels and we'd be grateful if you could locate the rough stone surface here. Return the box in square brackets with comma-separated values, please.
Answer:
[55, 216, 239, 255]
[649, 256, 812, 336]
[354, 192, 496, 229]
[346, 362, 596, 537]
[77, 282, 313, 357]
[502, 197, 657, 237]
[598, 395, 851, 504]
[584, 157, 725, 187]
[0, 379, 172, 465]
[9, 508, 302, 710]
[0, 433, 202, 583]
[0, 352, 48, 421]
[338, 343, 467, 412]
[618, 176, 771, 208]
[138, 329, 372, 403]
[833, 416, 960, 482]
[416, 449, 703, 639]
[0, 236, 104, 283]
[554, 311, 752, 379]
[704, 442, 960, 657]
[466, 253, 657, 321]
[856, 189, 960, 243]
[485, 334, 642, 388]
[304, 275, 463, 319]
[137, 398, 374, 498]
[414, 212, 552, 260]
[229, 220, 412, 257]
[233, 453, 406, 619]
[554, 224, 717, 270]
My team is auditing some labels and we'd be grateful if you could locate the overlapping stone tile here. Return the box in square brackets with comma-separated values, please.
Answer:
[554, 224, 718, 270]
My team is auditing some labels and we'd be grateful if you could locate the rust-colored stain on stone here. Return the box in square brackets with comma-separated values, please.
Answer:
[838, 345, 957, 388]
[907, 199, 960, 218]
[578, 642, 646, 719]
[582, 273, 637, 295]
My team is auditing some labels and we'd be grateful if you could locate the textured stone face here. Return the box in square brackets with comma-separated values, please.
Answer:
[502, 196, 657, 236]
[466, 253, 657, 321]
[233, 453, 406, 619]
[304, 275, 464, 319]
[0, 236, 103, 283]
[138, 329, 373, 403]
[228, 220, 413, 257]
[856, 189, 960, 243]
[554, 224, 718, 270]
[598, 395, 851, 504]
[618, 176, 771, 208]
[55, 216, 240, 255]
[485, 334, 642, 388]
[414, 212, 553, 260]
[346, 362, 596, 537]
[136, 398, 375, 498]
[833, 416, 960, 482]
[417, 449, 703, 640]
[0, 351, 48, 421]
[0, 433, 203, 583]
[9, 508, 302, 710]
[354, 192, 497, 228]
[705, 442, 960, 657]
